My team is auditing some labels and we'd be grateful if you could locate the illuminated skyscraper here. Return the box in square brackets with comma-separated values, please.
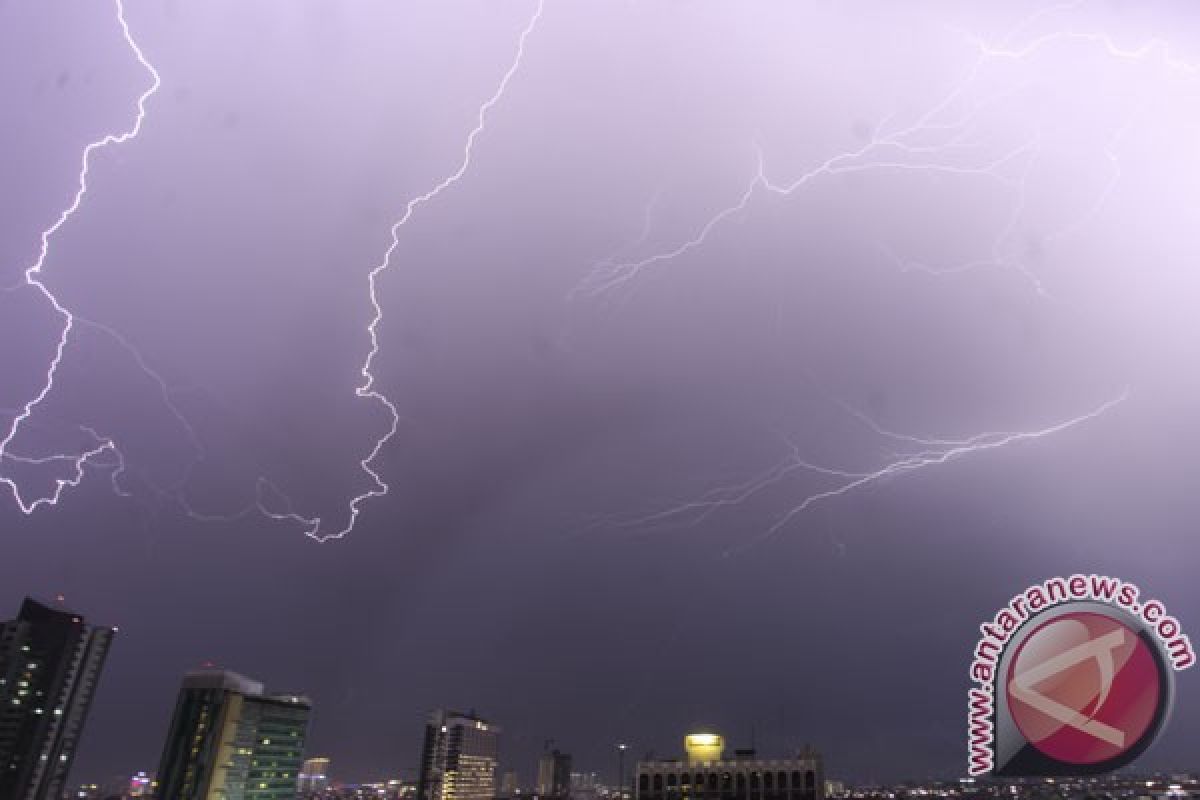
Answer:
[153, 667, 311, 800]
[416, 710, 500, 800]
[0, 596, 116, 800]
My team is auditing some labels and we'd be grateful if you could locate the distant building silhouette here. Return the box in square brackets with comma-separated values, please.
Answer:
[153, 667, 311, 800]
[128, 770, 157, 796]
[0, 596, 116, 800]
[537, 749, 571, 799]
[570, 772, 598, 791]
[636, 732, 823, 800]
[570, 771, 599, 800]
[298, 756, 332, 796]
[416, 710, 500, 800]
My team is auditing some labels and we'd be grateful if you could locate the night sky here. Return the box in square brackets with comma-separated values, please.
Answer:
[3, 0, 1200, 788]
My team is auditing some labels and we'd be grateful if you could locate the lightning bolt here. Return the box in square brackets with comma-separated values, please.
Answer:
[574, 76, 1042, 298]
[2, 1, 546, 538]
[0, 0, 160, 514]
[0, 415, 130, 506]
[618, 389, 1127, 554]
[574, 2, 1195, 547]
[275, 0, 547, 542]
[2, 0, 1181, 543]
[577, 1, 1200, 300]
[576, 134, 1043, 298]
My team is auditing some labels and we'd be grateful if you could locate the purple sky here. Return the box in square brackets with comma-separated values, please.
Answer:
[3, 0, 1200, 787]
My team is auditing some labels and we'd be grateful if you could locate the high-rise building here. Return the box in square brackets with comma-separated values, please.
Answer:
[298, 756, 332, 796]
[537, 750, 571, 798]
[0, 596, 116, 800]
[153, 667, 311, 800]
[416, 710, 500, 800]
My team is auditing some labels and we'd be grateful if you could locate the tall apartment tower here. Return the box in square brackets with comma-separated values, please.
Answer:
[153, 667, 311, 800]
[0, 596, 116, 800]
[416, 710, 500, 800]
[537, 749, 571, 798]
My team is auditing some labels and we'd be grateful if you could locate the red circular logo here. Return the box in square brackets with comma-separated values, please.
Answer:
[1006, 611, 1162, 765]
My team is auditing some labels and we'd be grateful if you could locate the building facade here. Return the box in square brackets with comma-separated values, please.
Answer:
[500, 770, 520, 797]
[153, 667, 311, 800]
[636, 733, 823, 800]
[0, 596, 116, 800]
[537, 750, 572, 798]
[299, 756, 332, 795]
[416, 710, 500, 800]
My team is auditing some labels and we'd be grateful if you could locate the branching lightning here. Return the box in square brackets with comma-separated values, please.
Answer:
[2, 0, 547, 540]
[0, 0, 160, 514]
[574, 2, 1197, 546]
[621, 389, 1127, 553]
[271, 0, 547, 542]
[574, 93, 1042, 297]
[0, 416, 130, 505]
[2, 1, 1188, 547]
[577, 2, 1200, 299]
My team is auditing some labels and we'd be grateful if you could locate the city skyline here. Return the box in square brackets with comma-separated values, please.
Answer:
[5, 594, 1200, 796]
[0, 596, 847, 794]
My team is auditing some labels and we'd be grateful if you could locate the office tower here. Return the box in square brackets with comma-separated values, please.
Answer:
[500, 771, 520, 797]
[416, 710, 500, 800]
[0, 596, 116, 800]
[537, 750, 571, 798]
[153, 667, 311, 800]
[298, 756, 331, 795]
[636, 732, 823, 800]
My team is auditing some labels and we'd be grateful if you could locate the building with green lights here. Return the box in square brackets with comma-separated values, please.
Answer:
[153, 667, 311, 800]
